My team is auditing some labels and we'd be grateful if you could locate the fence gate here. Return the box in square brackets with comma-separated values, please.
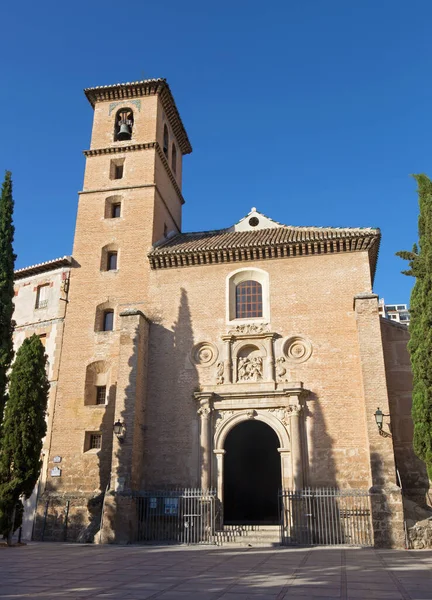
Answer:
[132, 489, 216, 544]
[279, 488, 373, 546]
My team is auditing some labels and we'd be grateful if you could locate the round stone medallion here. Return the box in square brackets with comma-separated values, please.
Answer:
[191, 342, 218, 367]
[283, 336, 312, 363]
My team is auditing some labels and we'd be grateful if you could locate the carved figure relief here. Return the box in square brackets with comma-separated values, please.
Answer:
[276, 357, 288, 382]
[238, 356, 263, 381]
[228, 323, 269, 335]
[191, 342, 218, 367]
[216, 362, 224, 384]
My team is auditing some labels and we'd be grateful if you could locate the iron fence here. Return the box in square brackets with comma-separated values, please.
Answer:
[131, 488, 217, 545]
[279, 488, 373, 546]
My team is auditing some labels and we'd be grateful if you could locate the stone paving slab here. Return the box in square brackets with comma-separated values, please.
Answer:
[0, 544, 431, 600]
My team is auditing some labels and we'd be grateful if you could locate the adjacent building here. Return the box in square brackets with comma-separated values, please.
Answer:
[379, 299, 410, 326]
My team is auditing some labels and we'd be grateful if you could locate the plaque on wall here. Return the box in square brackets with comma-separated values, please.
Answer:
[50, 467, 61, 477]
[53, 456, 62, 463]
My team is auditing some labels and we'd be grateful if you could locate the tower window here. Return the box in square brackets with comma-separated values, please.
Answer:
[95, 385, 106, 405]
[103, 310, 114, 331]
[110, 159, 125, 180]
[84, 432, 102, 451]
[112, 203, 121, 218]
[163, 124, 169, 157]
[171, 143, 177, 174]
[235, 280, 263, 319]
[107, 252, 118, 271]
[114, 108, 134, 142]
[35, 284, 49, 309]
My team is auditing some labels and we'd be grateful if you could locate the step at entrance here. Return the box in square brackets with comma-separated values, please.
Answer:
[215, 525, 280, 546]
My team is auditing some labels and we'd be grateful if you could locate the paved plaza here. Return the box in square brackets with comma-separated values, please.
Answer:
[0, 543, 431, 600]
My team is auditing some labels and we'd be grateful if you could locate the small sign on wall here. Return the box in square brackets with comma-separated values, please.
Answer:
[50, 467, 61, 477]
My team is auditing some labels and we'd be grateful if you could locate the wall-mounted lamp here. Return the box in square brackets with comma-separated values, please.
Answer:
[374, 407, 391, 437]
[113, 420, 126, 443]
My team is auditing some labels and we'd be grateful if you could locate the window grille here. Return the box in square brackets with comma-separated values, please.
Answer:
[35, 284, 49, 309]
[96, 386, 106, 405]
[89, 433, 102, 449]
[235, 280, 263, 318]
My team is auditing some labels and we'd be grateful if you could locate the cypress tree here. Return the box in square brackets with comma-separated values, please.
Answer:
[397, 174, 432, 479]
[0, 171, 16, 427]
[0, 335, 49, 543]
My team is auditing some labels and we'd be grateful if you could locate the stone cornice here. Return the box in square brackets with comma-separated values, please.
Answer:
[83, 142, 157, 157]
[84, 78, 192, 155]
[82, 141, 185, 205]
[194, 383, 306, 403]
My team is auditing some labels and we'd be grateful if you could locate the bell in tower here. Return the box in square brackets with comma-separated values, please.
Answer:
[115, 109, 134, 141]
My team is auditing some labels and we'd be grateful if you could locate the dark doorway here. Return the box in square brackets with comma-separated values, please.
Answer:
[224, 420, 281, 524]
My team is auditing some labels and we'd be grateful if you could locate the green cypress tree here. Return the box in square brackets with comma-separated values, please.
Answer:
[0, 171, 16, 427]
[397, 174, 432, 479]
[0, 335, 49, 542]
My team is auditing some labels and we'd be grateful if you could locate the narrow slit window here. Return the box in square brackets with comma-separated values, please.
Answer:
[235, 280, 263, 319]
[107, 252, 118, 271]
[112, 203, 121, 218]
[163, 125, 169, 157]
[114, 164, 123, 179]
[103, 310, 114, 331]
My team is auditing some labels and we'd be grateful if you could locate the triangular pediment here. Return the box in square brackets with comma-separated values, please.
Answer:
[233, 208, 284, 232]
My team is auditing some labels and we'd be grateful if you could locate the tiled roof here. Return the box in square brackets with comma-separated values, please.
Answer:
[83, 78, 192, 155]
[148, 225, 381, 279]
[14, 256, 72, 280]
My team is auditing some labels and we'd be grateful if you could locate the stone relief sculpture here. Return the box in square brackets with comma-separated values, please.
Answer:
[237, 356, 263, 382]
[228, 323, 269, 335]
[276, 356, 288, 382]
[283, 336, 312, 363]
[216, 361, 224, 384]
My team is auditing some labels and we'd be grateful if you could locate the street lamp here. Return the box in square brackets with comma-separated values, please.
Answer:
[113, 420, 125, 443]
[374, 407, 390, 434]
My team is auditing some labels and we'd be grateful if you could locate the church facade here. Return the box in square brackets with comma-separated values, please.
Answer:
[13, 79, 429, 547]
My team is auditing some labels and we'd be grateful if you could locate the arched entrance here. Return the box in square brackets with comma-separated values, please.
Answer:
[223, 420, 281, 524]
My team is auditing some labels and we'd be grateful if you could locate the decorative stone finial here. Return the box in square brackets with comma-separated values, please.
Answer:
[251, 207, 257, 212]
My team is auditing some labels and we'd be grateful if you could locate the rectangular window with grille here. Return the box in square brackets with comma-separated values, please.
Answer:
[35, 284, 49, 309]
[95, 386, 106, 405]
[89, 433, 102, 450]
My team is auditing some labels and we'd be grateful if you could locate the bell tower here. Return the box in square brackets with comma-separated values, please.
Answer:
[36, 80, 192, 528]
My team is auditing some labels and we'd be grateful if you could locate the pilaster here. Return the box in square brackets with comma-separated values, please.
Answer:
[354, 293, 404, 548]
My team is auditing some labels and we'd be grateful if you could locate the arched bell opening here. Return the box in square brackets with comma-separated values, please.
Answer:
[114, 108, 134, 142]
[223, 420, 282, 524]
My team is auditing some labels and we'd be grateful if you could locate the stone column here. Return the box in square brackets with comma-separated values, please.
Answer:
[223, 338, 232, 384]
[265, 336, 275, 382]
[289, 404, 304, 490]
[198, 396, 213, 490]
[354, 293, 404, 548]
[278, 448, 292, 489]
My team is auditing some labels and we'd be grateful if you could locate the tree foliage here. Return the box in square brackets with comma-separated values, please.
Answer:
[397, 174, 432, 479]
[0, 335, 49, 540]
[0, 171, 16, 427]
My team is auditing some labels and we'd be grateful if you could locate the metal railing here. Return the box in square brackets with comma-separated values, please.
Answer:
[279, 488, 373, 546]
[131, 489, 217, 545]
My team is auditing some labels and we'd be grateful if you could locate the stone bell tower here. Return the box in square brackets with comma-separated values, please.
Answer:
[36, 80, 192, 539]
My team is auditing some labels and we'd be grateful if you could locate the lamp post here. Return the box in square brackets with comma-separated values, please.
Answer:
[113, 420, 125, 443]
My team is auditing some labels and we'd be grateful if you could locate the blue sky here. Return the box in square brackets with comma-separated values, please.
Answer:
[2, 0, 431, 304]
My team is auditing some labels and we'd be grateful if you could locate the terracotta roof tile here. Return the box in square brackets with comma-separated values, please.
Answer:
[148, 225, 381, 281]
